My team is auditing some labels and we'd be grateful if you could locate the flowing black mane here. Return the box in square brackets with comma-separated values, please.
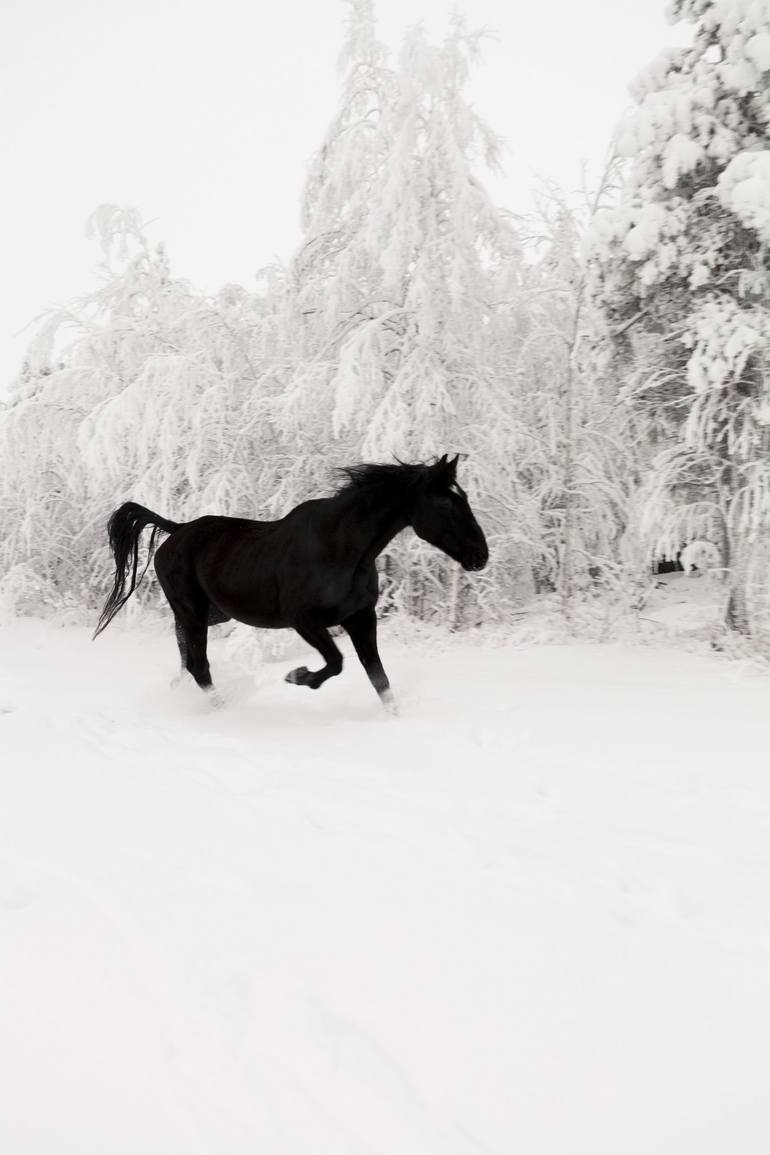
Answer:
[335, 460, 439, 502]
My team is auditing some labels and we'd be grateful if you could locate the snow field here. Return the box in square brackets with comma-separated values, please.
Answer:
[1, 619, 768, 1153]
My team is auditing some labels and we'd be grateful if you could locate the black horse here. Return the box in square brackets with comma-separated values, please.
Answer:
[94, 455, 488, 711]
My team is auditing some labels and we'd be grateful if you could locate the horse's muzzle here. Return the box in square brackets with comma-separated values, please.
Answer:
[462, 546, 489, 572]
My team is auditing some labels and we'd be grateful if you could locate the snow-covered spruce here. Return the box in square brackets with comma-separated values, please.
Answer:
[588, 0, 770, 635]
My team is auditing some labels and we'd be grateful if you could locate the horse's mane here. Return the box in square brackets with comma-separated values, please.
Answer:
[335, 461, 434, 501]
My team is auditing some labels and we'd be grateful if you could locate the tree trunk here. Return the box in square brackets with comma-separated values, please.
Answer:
[724, 532, 751, 635]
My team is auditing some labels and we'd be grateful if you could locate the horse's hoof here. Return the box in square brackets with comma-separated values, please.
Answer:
[206, 688, 225, 710]
[380, 689, 398, 716]
[285, 666, 309, 686]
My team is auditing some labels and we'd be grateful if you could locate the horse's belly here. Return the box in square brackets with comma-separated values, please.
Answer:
[203, 574, 285, 629]
[215, 599, 288, 630]
[233, 610, 287, 629]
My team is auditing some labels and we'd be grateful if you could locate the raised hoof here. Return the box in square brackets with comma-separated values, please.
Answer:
[285, 666, 322, 688]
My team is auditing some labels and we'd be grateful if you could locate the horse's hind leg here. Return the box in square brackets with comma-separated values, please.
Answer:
[286, 619, 343, 690]
[156, 556, 222, 706]
[168, 604, 230, 691]
[170, 618, 191, 689]
[176, 614, 223, 707]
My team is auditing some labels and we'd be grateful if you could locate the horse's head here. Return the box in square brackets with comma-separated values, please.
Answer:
[410, 455, 488, 572]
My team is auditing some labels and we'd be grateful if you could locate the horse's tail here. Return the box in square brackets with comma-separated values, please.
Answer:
[93, 502, 181, 639]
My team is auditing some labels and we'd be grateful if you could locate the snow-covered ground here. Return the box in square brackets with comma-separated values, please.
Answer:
[1, 609, 768, 1154]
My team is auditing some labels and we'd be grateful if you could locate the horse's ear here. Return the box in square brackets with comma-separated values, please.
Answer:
[440, 454, 460, 480]
[426, 455, 447, 484]
[429, 453, 458, 488]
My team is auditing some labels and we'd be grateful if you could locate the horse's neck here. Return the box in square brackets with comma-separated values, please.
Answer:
[336, 489, 410, 567]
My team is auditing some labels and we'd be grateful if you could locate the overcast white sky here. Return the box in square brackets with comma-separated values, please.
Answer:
[1, 0, 686, 385]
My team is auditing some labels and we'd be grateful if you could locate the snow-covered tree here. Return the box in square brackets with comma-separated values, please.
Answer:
[589, 0, 770, 635]
[526, 187, 632, 603]
[0, 207, 279, 612]
[1, 2, 630, 637]
[486, 167, 638, 627]
[278, 6, 527, 624]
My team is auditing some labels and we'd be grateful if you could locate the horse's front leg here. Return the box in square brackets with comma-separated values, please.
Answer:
[341, 607, 396, 714]
[285, 620, 343, 690]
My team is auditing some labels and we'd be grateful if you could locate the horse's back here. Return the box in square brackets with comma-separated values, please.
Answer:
[155, 515, 259, 570]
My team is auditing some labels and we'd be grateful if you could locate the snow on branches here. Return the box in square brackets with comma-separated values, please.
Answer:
[589, 0, 770, 635]
[0, 3, 639, 631]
